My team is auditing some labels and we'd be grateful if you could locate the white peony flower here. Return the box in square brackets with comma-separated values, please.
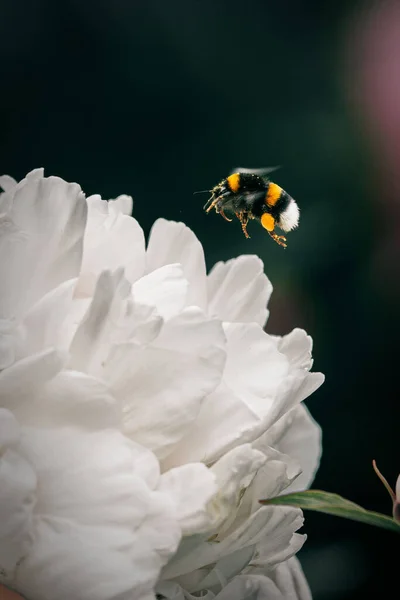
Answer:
[0, 169, 324, 600]
[143, 221, 324, 599]
[157, 556, 312, 600]
[0, 170, 224, 600]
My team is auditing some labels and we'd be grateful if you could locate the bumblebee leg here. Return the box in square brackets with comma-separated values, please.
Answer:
[260, 213, 287, 248]
[205, 196, 219, 213]
[203, 197, 213, 211]
[205, 190, 231, 213]
[219, 209, 232, 222]
[268, 231, 287, 248]
[236, 211, 250, 239]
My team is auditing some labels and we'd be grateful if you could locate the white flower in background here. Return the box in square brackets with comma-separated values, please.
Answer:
[0, 169, 324, 600]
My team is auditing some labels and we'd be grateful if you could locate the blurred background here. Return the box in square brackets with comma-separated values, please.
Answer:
[1, 0, 399, 598]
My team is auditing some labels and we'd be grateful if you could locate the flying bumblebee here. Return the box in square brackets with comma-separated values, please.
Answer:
[202, 167, 299, 248]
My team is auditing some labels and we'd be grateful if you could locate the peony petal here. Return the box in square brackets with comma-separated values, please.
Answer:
[78, 195, 145, 296]
[0, 349, 66, 415]
[106, 308, 226, 459]
[132, 264, 188, 320]
[274, 329, 314, 371]
[146, 219, 208, 310]
[162, 505, 304, 580]
[156, 581, 215, 600]
[265, 556, 312, 600]
[123, 300, 163, 346]
[261, 370, 324, 437]
[13, 424, 181, 600]
[19, 426, 161, 528]
[159, 463, 217, 535]
[0, 170, 87, 320]
[250, 530, 306, 570]
[183, 547, 254, 593]
[257, 404, 322, 493]
[69, 269, 131, 376]
[110, 194, 133, 215]
[0, 319, 22, 370]
[15, 519, 172, 600]
[0, 174, 17, 193]
[207, 256, 273, 326]
[181, 535, 307, 598]
[211, 575, 283, 600]
[20, 279, 77, 359]
[164, 324, 289, 467]
[234, 448, 301, 522]
[0, 407, 19, 446]
[10, 371, 121, 432]
[0, 410, 36, 576]
[208, 445, 267, 531]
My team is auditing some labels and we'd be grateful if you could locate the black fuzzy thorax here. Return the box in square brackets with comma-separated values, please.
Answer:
[225, 173, 268, 216]
[237, 173, 266, 192]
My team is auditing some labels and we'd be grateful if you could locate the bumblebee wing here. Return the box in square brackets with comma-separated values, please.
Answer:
[230, 189, 268, 213]
[230, 166, 281, 176]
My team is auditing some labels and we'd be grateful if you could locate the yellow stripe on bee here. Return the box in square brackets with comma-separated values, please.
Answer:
[227, 173, 240, 193]
[266, 182, 282, 207]
[261, 213, 275, 232]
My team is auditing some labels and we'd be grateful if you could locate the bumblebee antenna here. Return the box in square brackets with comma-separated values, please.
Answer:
[193, 189, 210, 195]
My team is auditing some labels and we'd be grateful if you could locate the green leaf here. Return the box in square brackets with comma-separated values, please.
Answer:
[260, 490, 400, 534]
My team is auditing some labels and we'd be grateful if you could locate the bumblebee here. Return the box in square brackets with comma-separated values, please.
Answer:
[203, 167, 299, 247]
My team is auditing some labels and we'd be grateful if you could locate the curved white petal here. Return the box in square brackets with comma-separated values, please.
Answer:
[265, 556, 312, 600]
[156, 581, 215, 600]
[208, 445, 267, 531]
[274, 328, 314, 371]
[265, 370, 324, 436]
[19, 279, 77, 359]
[72, 264, 188, 376]
[159, 463, 217, 535]
[0, 410, 36, 577]
[69, 269, 131, 376]
[146, 219, 208, 310]
[237, 448, 301, 520]
[258, 404, 322, 493]
[0, 174, 17, 193]
[12, 371, 122, 431]
[163, 505, 304, 581]
[107, 308, 226, 459]
[0, 319, 22, 370]
[13, 420, 181, 600]
[110, 194, 133, 215]
[207, 256, 273, 326]
[0, 170, 86, 320]
[132, 264, 188, 320]
[0, 349, 66, 415]
[78, 195, 145, 296]
[210, 574, 287, 600]
[123, 301, 163, 346]
[168, 534, 307, 599]
[213, 575, 281, 600]
[164, 324, 289, 467]
[250, 530, 306, 570]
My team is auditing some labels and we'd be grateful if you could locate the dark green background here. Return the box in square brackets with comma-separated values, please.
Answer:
[1, 1, 399, 598]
